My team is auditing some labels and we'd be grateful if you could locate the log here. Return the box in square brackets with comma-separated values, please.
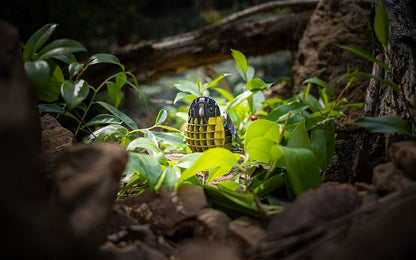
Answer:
[86, 1, 318, 85]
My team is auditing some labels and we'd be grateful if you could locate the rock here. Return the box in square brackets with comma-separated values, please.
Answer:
[267, 183, 361, 241]
[40, 114, 75, 177]
[116, 184, 208, 238]
[178, 240, 240, 260]
[52, 143, 128, 248]
[228, 216, 266, 247]
[389, 141, 416, 179]
[194, 208, 231, 241]
[373, 162, 415, 195]
[291, 0, 372, 118]
[100, 240, 167, 260]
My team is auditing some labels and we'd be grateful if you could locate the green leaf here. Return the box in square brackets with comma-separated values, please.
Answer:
[247, 78, 268, 91]
[251, 90, 265, 114]
[23, 23, 57, 61]
[165, 165, 181, 192]
[172, 80, 200, 97]
[254, 172, 285, 197]
[246, 137, 277, 163]
[85, 114, 121, 126]
[311, 120, 335, 171]
[287, 119, 312, 150]
[266, 102, 308, 122]
[202, 73, 230, 93]
[217, 180, 242, 192]
[231, 49, 248, 73]
[213, 87, 234, 102]
[126, 137, 162, 153]
[339, 70, 399, 93]
[244, 119, 280, 150]
[374, 0, 389, 47]
[174, 92, 198, 104]
[24, 60, 50, 87]
[38, 104, 78, 121]
[280, 146, 321, 197]
[227, 90, 254, 111]
[36, 39, 87, 60]
[69, 62, 84, 78]
[204, 185, 258, 217]
[177, 148, 241, 185]
[88, 53, 124, 70]
[128, 152, 163, 191]
[88, 124, 128, 142]
[60, 80, 90, 109]
[97, 101, 138, 130]
[302, 77, 335, 96]
[52, 64, 65, 83]
[338, 45, 392, 74]
[107, 82, 122, 108]
[177, 153, 203, 168]
[155, 109, 167, 125]
[246, 66, 255, 81]
[355, 116, 413, 136]
[152, 132, 184, 144]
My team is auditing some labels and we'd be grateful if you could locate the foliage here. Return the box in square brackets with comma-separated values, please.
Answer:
[22, 23, 142, 137]
[340, 0, 415, 137]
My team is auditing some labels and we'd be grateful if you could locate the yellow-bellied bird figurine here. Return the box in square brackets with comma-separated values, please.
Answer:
[185, 96, 241, 152]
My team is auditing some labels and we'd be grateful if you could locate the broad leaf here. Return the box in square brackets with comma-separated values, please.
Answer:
[302, 77, 335, 96]
[287, 119, 312, 150]
[244, 119, 280, 149]
[280, 146, 321, 197]
[374, 0, 389, 47]
[61, 80, 90, 109]
[177, 153, 203, 169]
[24, 60, 50, 88]
[355, 116, 412, 136]
[126, 137, 162, 153]
[172, 80, 200, 97]
[231, 49, 248, 73]
[97, 101, 138, 130]
[174, 92, 198, 104]
[38, 104, 78, 121]
[177, 148, 241, 185]
[311, 120, 335, 171]
[36, 39, 87, 60]
[88, 53, 124, 70]
[266, 102, 308, 122]
[152, 132, 184, 144]
[213, 87, 234, 102]
[88, 124, 128, 143]
[247, 78, 268, 91]
[86, 114, 121, 126]
[69, 62, 84, 78]
[227, 90, 254, 111]
[165, 166, 181, 192]
[23, 23, 57, 61]
[155, 109, 167, 125]
[254, 172, 285, 197]
[107, 82, 122, 108]
[202, 73, 230, 92]
[127, 152, 162, 191]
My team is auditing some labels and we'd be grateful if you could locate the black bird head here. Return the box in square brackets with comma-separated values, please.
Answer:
[188, 96, 220, 119]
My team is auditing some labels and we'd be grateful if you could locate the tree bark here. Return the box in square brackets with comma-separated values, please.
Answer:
[352, 0, 416, 182]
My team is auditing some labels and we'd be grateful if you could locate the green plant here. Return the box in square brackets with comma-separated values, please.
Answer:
[339, 0, 415, 137]
[22, 23, 141, 136]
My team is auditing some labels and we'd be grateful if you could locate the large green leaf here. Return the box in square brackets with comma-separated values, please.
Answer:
[172, 80, 200, 97]
[177, 153, 203, 168]
[355, 116, 412, 136]
[85, 114, 121, 126]
[374, 0, 389, 47]
[165, 165, 181, 192]
[126, 137, 162, 153]
[254, 172, 285, 197]
[213, 87, 234, 102]
[247, 78, 268, 91]
[107, 82, 122, 108]
[266, 102, 308, 122]
[246, 137, 276, 163]
[23, 23, 57, 61]
[311, 120, 335, 171]
[38, 104, 78, 121]
[24, 60, 50, 87]
[88, 124, 128, 143]
[97, 101, 138, 130]
[152, 132, 184, 144]
[127, 152, 162, 191]
[88, 53, 124, 70]
[338, 45, 392, 75]
[302, 77, 335, 96]
[280, 146, 321, 197]
[36, 39, 87, 60]
[60, 80, 90, 109]
[287, 119, 312, 150]
[231, 49, 248, 73]
[177, 148, 241, 185]
[201, 73, 230, 93]
[227, 90, 254, 111]
[244, 119, 280, 149]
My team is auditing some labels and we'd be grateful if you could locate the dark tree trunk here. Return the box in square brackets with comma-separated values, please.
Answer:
[352, 0, 416, 182]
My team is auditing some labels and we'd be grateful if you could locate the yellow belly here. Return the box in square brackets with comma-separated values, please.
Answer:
[185, 116, 232, 152]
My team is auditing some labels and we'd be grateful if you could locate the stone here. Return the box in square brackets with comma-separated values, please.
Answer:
[52, 143, 128, 247]
[389, 141, 416, 179]
[373, 162, 415, 194]
[116, 184, 208, 238]
[194, 208, 231, 241]
[228, 216, 266, 247]
[291, 0, 372, 118]
[40, 114, 75, 177]
[267, 183, 361, 241]
[178, 240, 240, 260]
